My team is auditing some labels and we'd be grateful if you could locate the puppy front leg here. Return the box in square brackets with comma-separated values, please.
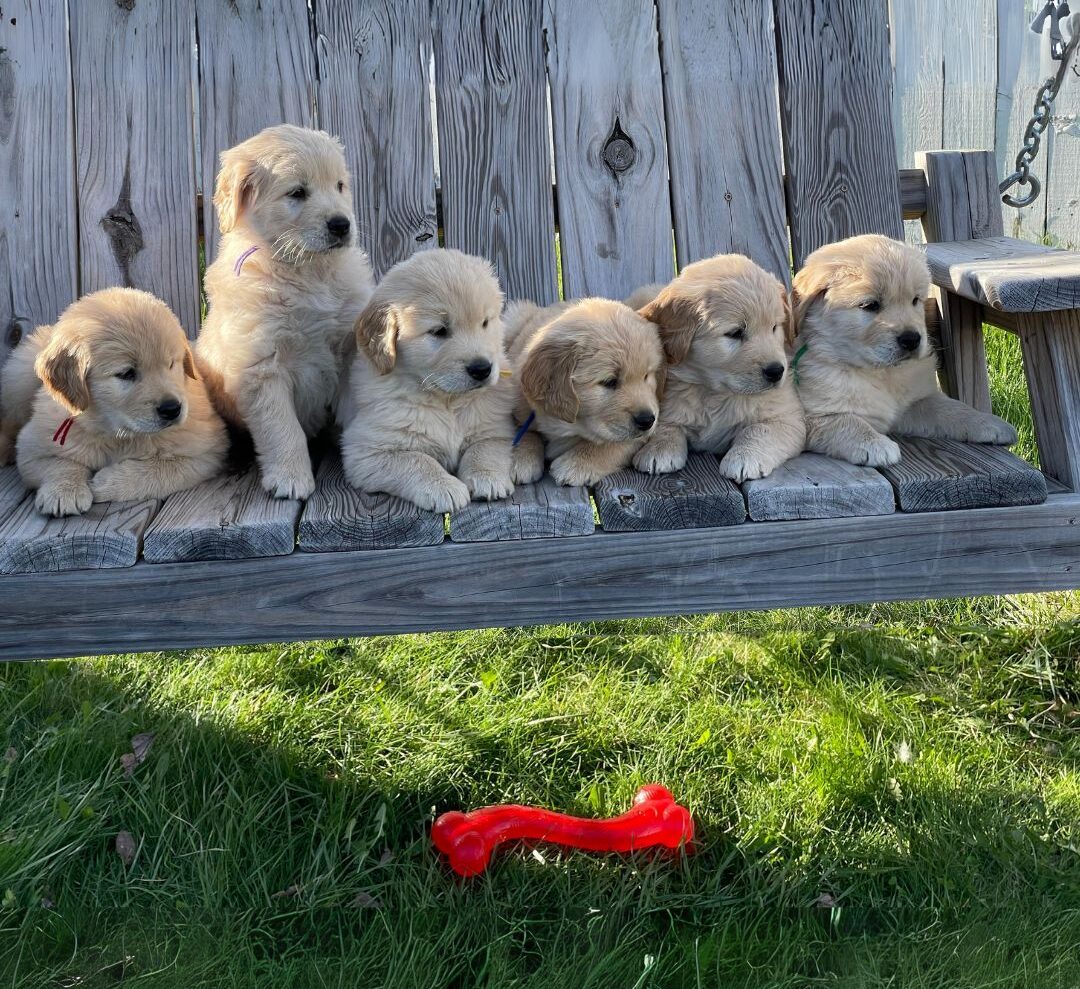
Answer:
[550, 440, 640, 486]
[895, 392, 1017, 445]
[633, 423, 688, 474]
[719, 417, 806, 482]
[20, 455, 93, 517]
[90, 452, 219, 504]
[805, 413, 901, 467]
[458, 438, 515, 500]
[240, 375, 315, 500]
[343, 449, 470, 512]
[511, 431, 545, 484]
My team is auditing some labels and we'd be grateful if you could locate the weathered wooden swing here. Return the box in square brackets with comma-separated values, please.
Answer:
[0, 1, 1078, 662]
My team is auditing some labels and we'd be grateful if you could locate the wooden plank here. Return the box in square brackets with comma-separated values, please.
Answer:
[924, 236, 1080, 312]
[316, 0, 437, 278]
[0, 498, 160, 575]
[142, 468, 300, 563]
[900, 168, 928, 219]
[1, 494, 1078, 661]
[918, 150, 1004, 241]
[544, 0, 674, 299]
[0, 2, 77, 366]
[0, 467, 29, 526]
[195, 0, 315, 260]
[936, 291, 992, 412]
[654, 0, 789, 282]
[878, 438, 1047, 512]
[432, 0, 558, 304]
[449, 477, 594, 542]
[69, 2, 200, 336]
[297, 456, 444, 551]
[593, 454, 745, 531]
[743, 453, 895, 521]
[774, 0, 903, 266]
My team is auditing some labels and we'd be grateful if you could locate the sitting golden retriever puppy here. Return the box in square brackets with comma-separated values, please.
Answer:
[4, 288, 226, 517]
[507, 298, 665, 486]
[339, 249, 538, 512]
[197, 124, 374, 500]
[631, 254, 806, 482]
[792, 234, 1016, 466]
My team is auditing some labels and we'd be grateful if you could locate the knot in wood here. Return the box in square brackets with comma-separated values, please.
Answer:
[602, 137, 635, 173]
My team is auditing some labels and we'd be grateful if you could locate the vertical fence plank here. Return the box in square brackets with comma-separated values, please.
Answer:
[655, 0, 789, 282]
[775, 0, 903, 267]
[433, 0, 557, 304]
[544, 0, 674, 300]
[317, 0, 437, 279]
[0, 1, 77, 370]
[69, 1, 200, 336]
[195, 0, 316, 260]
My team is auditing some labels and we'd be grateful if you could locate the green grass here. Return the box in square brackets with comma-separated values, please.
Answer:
[1, 329, 1077, 988]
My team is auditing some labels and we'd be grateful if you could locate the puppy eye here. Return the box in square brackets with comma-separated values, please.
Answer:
[912, 295, 921, 306]
[428, 325, 449, 339]
[337, 181, 345, 193]
[599, 377, 618, 389]
[116, 367, 137, 382]
[725, 327, 745, 341]
[859, 300, 881, 313]
[287, 186, 307, 201]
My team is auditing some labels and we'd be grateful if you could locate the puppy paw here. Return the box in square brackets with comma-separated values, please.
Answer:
[633, 440, 686, 475]
[719, 448, 774, 483]
[260, 461, 315, 501]
[550, 451, 606, 487]
[35, 481, 93, 517]
[511, 434, 545, 484]
[461, 469, 514, 502]
[957, 415, 1018, 446]
[90, 464, 143, 503]
[411, 475, 471, 513]
[852, 435, 901, 467]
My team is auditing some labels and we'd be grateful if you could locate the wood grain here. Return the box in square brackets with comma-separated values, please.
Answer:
[0, 1, 77, 370]
[544, 0, 674, 299]
[0, 467, 29, 526]
[774, 0, 903, 266]
[743, 453, 895, 521]
[297, 456, 444, 551]
[432, 0, 558, 304]
[935, 291, 992, 412]
[593, 454, 746, 531]
[69, 1, 200, 336]
[900, 168, 928, 220]
[879, 438, 1047, 512]
[654, 0, 789, 282]
[195, 0, 316, 260]
[449, 477, 594, 541]
[316, 0, 437, 278]
[1, 494, 1077, 660]
[918, 150, 1004, 242]
[142, 468, 300, 563]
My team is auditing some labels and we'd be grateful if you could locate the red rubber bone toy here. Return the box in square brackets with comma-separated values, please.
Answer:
[431, 784, 694, 877]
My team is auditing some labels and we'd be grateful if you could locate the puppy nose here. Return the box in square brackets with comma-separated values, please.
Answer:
[156, 398, 182, 421]
[466, 359, 492, 381]
[762, 362, 785, 383]
[896, 330, 922, 352]
[632, 410, 656, 432]
[326, 215, 351, 239]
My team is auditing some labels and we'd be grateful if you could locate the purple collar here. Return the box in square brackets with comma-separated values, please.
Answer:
[233, 245, 259, 276]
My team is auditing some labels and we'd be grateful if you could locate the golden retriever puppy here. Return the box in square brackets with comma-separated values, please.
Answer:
[506, 298, 665, 486]
[4, 288, 226, 517]
[339, 249, 539, 512]
[791, 234, 1016, 466]
[197, 124, 374, 500]
[631, 254, 806, 482]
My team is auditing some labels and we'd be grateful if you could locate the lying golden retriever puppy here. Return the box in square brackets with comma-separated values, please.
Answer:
[339, 249, 538, 512]
[506, 298, 665, 486]
[631, 254, 805, 482]
[197, 124, 374, 500]
[2, 288, 226, 517]
[792, 234, 1016, 466]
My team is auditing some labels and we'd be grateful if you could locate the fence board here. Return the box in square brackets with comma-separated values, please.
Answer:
[69, 1, 200, 336]
[544, 0, 674, 299]
[316, 0, 437, 278]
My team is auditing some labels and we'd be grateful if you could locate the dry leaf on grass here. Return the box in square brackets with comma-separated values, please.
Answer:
[814, 892, 837, 909]
[120, 733, 155, 778]
[350, 891, 382, 909]
[2, 748, 16, 764]
[115, 831, 136, 866]
[271, 884, 301, 900]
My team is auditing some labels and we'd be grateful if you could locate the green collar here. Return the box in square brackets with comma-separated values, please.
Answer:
[790, 343, 808, 385]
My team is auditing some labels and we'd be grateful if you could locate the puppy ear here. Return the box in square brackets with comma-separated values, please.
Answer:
[780, 287, 796, 348]
[653, 362, 668, 403]
[355, 300, 400, 375]
[519, 336, 580, 422]
[790, 264, 835, 336]
[35, 337, 90, 414]
[183, 343, 198, 380]
[638, 292, 697, 366]
[214, 149, 260, 234]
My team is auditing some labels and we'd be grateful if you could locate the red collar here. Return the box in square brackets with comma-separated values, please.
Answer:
[52, 416, 76, 445]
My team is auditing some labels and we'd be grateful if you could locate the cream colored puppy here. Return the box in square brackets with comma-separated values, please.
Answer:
[197, 124, 374, 500]
[792, 234, 1016, 466]
[340, 249, 538, 512]
[631, 254, 805, 482]
[4, 289, 226, 517]
[507, 298, 665, 486]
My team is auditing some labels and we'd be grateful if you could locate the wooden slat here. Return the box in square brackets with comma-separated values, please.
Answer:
[774, 0, 903, 266]
[0, 2, 77, 363]
[195, 0, 315, 260]
[298, 457, 444, 551]
[316, 0, 437, 278]
[918, 150, 1004, 242]
[878, 438, 1047, 512]
[142, 468, 300, 563]
[924, 236, 1080, 312]
[449, 478, 594, 542]
[743, 453, 895, 521]
[544, 0, 674, 299]
[900, 168, 928, 220]
[654, 0, 789, 281]
[0, 467, 29, 526]
[936, 291, 992, 412]
[432, 0, 557, 304]
[1, 494, 1078, 661]
[69, 2, 200, 336]
[593, 454, 745, 531]
[0, 498, 160, 575]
